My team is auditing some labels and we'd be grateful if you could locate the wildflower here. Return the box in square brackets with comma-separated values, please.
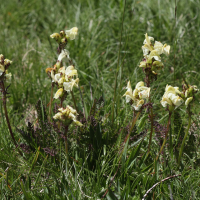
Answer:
[58, 49, 70, 62]
[123, 81, 150, 111]
[140, 34, 170, 76]
[142, 33, 154, 56]
[51, 70, 60, 83]
[54, 88, 64, 99]
[160, 85, 184, 110]
[65, 27, 78, 40]
[53, 105, 83, 126]
[65, 65, 78, 79]
[154, 41, 170, 55]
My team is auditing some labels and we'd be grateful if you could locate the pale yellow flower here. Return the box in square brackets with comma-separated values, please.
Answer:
[65, 65, 78, 79]
[133, 99, 144, 111]
[160, 85, 183, 108]
[54, 88, 64, 99]
[123, 81, 150, 111]
[51, 71, 61, 83]
[154, 41, 170, 55]
[65, 27, 78, 40]
[58, 49, 70, 62]
[142, 33, 154, 56]
[63, 78, 79, 92]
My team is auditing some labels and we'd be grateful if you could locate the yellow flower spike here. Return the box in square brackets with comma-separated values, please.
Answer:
[54, 88, 64, 99]
[65, 27, 78, 40]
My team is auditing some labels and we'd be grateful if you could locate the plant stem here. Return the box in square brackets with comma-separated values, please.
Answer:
[156, 111, 172, 161]
[64, 125, 69, 168]
[178, 105, 191, 167]
[148, 107, 154, 153]
[130, 111, 141, 133]
[1, 81, 23, 157]
[119, 111, 141, 160]
[1, 81, 17, 146]
[49, 83, 54, 118]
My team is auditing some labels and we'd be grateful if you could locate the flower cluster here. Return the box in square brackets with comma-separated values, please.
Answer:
[53, 106, 82, 126]
[160, 85, 184, 111]
[0, 54, 12, 83]
[139, 33, 170, 75]
[160, 84, 199, 110]
[183, 84, 199, 107]
[123, 81, 150, 111]
[50, 27, 78, 47]
[49, 27, 82, 127]
[47, 29, 80, 100]
[51, 63, 79, 99]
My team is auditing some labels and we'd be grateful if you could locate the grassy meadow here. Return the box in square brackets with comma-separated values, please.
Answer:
[0, 0, 200, 199]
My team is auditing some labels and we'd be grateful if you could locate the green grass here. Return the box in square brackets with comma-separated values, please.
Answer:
[1, 0, 200, 199]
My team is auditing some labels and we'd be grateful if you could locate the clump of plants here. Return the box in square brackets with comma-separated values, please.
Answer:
[0, 29, 199, 199]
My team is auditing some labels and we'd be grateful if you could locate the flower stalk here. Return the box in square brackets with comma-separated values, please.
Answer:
[156, 111, 172, 161]
[177, 105, 191, 167]
[48, 83, 54, 118]
[1, 81, 17, 147]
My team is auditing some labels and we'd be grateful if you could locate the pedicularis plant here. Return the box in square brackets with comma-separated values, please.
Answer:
[0, 29, 199, 199]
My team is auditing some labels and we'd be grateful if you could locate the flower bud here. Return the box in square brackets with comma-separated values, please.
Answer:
[50, 33, 61, 43]
[185, 97, 193, 107]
